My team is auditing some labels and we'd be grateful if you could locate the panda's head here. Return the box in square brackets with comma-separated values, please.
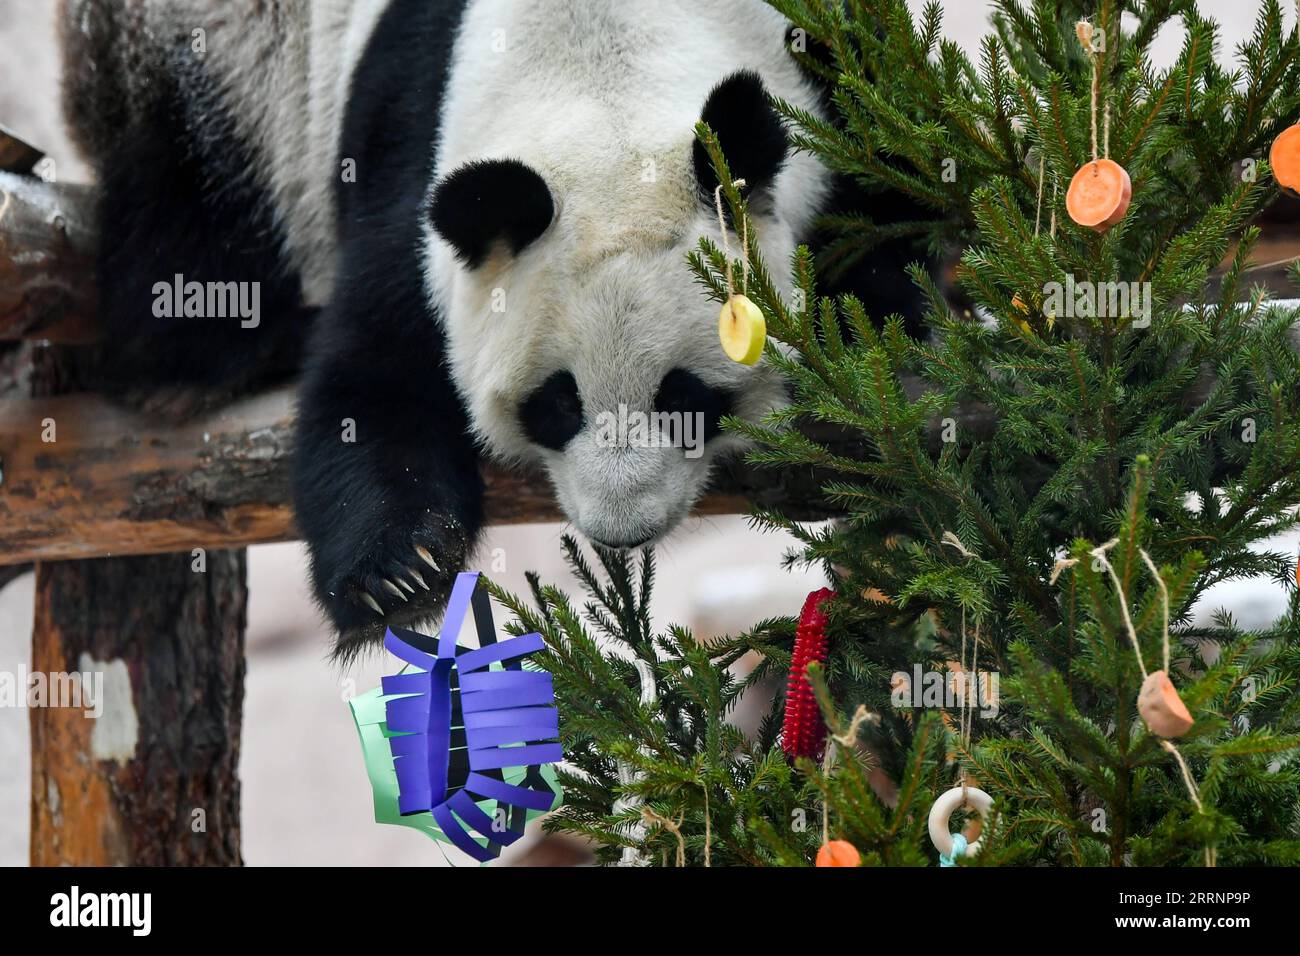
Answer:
[425, 70, 824, 548]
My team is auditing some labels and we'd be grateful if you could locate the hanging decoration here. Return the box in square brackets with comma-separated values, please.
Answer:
[714, 179, 767, 365]
[1138, 669, 1195, 738]
[1087, 541, 1215, 866]
[781, 587, 836, 761]
[1271, 122, 1300, 195]
[927, 531, 995, 866]
[350, 571, 562, 863]
[1066, 20, 1131, 232]
[929, 785, 994, 865]
[816, 839, 862, 867]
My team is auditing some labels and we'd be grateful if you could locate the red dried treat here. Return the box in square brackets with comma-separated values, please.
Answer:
[781, 587, 836, 762]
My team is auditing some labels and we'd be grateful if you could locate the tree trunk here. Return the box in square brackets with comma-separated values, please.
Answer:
[28, 550, 247, 865]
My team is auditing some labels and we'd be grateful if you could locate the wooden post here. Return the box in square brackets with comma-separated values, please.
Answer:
[13, 127, 250, 867]
[29, 551, 247, 865]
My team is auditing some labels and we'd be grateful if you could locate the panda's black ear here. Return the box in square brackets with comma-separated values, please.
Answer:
[429, 159, 554, 267]
[693, 70, 789, 202]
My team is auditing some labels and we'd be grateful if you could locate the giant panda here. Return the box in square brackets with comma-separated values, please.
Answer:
[60, 0, 921, 655]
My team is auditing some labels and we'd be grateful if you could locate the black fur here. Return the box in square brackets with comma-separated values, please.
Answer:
[814, 174, 930, 339]
[784, 22, 932, 338]
[86, 45, 305, 406]
[294, 0, 477, 655]
[693, 70, 789, 204]
[428, 160, 555, 268]
[654, 369, 733, 444]
[520, 371, 584, 451]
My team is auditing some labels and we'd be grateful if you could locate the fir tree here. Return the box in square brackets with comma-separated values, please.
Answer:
[498, 0, 1300, 865]
[491, 541, 959, 866]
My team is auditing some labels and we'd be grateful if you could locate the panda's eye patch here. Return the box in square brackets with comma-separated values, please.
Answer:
[520, 370, 584, 450]
[654, 369, 733, 443]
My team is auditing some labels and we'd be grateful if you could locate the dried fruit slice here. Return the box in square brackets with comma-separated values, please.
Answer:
[1270, 124, 1300, 195]
[718, 294, 766, 365]
[1137, 669, 1194, 738]
[816, 840, 861, 867]
[1066, 158, 1132, 232]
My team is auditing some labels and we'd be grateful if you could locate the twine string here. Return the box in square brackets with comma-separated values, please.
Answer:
[1077, 19, 1110, 165]
[820, 704, 879, 846]
[1091, 539, 1214, 866]
[1090, 539, 1148, 680]
[1104, 96, 1112, 159]
[970, 620, 981, 751]
[1091, 47, 1100, 163]
[703, 786, 711, 868]
[941, 531, 979, 799]
[1160, 740, 1215, 866]
[833, 704, 874, 747]
[1050, 178, 1059, 237]
[960, 604, 969, 747]
[1035, 152, 1046, 238]
[1139, 549, 1172, 673]
[714, 180, 750, 296]
[822, 744, 834, 845]
[641, 807, 686, 867]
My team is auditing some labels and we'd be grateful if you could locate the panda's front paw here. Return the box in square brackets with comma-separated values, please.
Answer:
[316, 512, 471, 656]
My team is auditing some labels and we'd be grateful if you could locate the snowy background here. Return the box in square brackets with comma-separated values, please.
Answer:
[0, 0, 1295, 866]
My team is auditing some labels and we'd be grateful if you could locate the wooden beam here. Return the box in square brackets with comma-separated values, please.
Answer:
[0, 389, 297, 564]
[0, 171, 98, 343]
[0, 126, 44, 175]
[0, 386, 787, 565]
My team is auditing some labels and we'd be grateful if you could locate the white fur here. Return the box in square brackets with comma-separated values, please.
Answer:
[424, 0, 831, 545]
[136, 0, 390, 304]
[135, 0, 833, 546]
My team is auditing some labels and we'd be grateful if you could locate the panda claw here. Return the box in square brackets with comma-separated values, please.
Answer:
[360, 592, 384, 615]
[415, 545, 440, 572]
[382, 579, 408, 601]
[395, 576, 416, 594]
[407, 568, 430, 590]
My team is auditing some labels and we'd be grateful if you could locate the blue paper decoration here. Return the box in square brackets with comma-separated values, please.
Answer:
[354, 571, 562, 862]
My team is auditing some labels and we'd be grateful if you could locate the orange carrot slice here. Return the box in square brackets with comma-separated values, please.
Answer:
[1066, 158, 1132, 232]
[1270, 124, 1300, 194]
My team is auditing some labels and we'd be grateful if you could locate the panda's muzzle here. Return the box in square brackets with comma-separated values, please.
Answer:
[589, 532, 657, 551]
